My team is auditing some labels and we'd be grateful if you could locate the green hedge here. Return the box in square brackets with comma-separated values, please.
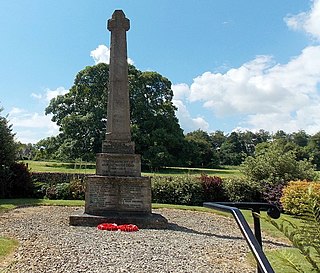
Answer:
[31, 172, 89, 184]
[30, 173, 264, 205]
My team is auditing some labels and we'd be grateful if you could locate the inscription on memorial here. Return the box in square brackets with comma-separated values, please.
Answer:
[85, 176, 151, 215]
[96, 153, 141, 177]
[120, 183, 149, 211]
[86, 178, 118, 211]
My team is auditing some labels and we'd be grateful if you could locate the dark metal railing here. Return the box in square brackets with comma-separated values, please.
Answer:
[203, 202, 280, 273]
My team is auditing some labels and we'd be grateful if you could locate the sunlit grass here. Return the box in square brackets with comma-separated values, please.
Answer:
[22, 160, 242, 178]
[0, 236, 18, 260]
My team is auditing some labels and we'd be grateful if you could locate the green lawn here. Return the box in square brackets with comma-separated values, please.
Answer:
[22, 160, 96, 174]
[22, 160, 242, 178]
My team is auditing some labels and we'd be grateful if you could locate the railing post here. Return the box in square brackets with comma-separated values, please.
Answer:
[252, 207, 262, 273]
[204, 202, 279, 273]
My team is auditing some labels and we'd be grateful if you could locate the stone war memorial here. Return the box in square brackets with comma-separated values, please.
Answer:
[70, 10, 168, 228]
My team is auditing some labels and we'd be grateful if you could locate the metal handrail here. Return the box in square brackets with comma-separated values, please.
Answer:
[203, 202, 278, 273]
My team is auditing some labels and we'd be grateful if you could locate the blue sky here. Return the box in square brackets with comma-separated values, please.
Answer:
[1, 0, 320, 143]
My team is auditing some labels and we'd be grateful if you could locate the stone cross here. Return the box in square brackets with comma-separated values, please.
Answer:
[69, 10, 167, 228]
[103, 10, 134, 154]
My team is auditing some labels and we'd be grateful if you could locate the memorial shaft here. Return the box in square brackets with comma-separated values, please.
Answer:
[106, 10, 131, 144]
[69, 10, 167, 229]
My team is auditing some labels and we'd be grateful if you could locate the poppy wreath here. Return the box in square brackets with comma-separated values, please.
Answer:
[97, 223, 118, 231]
[97, 223, 139, 232]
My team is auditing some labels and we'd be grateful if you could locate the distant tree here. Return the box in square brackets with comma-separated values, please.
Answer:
[241, 140, 316, 186]
[34, 136, 63, 160]
[45, 63, 185, 168]
[307, 132, 320, 170]
[16, 142, 36, 160]
[210, 130, 227, 150]
[185, 129, 218, 167]
[0, 108, 16, 166]
[219, 132, 246, 165]
[290, 130, 310, 147]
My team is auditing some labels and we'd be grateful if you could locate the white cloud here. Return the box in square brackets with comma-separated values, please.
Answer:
[45, 87, 69, 101]
[90, 44, 134, 65]
[172, 100, 209, 133]
[90, 45, 110, 64]
[187, 45, 320, 134]
[172, 83, 190, 100]
[31, 93, 42, 100]
[285, 0, 320, 40]
[8, 108, 60, 144]
[9, 87, 68, 143]
[31, 87, 69, 102]
[172, 83, 210, 132]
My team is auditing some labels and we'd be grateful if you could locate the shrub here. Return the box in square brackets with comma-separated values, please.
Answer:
[222, 177, 261, 202]
[262, 182, 286, 211]
[32, 181, 49, 198]
[198, 175, 226, 202]
[45, 183, 71, 200]
[69, 179, 85, 200]
[0, 162, 33, 198]
[151, 175, 204, 205]
[241, 141, 316, 186]
[266, 196, 320, 272]
[281, 180, 320, 215]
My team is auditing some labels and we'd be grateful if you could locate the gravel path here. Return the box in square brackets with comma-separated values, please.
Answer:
[0, 206, 284, 273]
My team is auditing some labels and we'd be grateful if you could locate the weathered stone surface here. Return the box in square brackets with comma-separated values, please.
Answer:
[105, 10, 131, 143]
[85, 176, 151, 215]
[102, 140, 135, 154]
[96, 153, 141, 177]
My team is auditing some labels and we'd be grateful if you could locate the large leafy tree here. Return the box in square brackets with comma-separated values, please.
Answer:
[45, 63, 185, 167]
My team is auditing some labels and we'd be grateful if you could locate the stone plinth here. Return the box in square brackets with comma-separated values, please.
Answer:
[85, 175, 151, 214]
[69, 175, 168, 228]
[69, 210, 168, 229]
[96, 153, 141, 177]
[102, 140, 135, 154]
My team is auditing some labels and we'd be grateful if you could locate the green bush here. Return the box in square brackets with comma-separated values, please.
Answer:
[222, 177, 261, 202]
[241, 141, 316, 186]
[69, 179, 85, 200]
[45, 183, 71, 200]
[281, 180, 320, 215]
[31, 172, 89, 184]
[151, 175, 204, 205]
[32, 181, 49, 198]
[198, 175, 226, 202]
[0, 162, 33, 198]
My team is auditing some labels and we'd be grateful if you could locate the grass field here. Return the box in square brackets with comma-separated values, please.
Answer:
[22, 160, 242, 178]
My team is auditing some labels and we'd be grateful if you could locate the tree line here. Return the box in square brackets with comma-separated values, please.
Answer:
[11, 63, 320, 170]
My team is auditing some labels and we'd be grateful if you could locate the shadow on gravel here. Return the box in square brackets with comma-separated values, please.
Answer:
[167, 222, 243, 241]
[167, 222, 291, 248]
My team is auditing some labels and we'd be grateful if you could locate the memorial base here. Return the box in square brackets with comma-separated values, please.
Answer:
[69, 175, 168, 229]
[69, 210, 168, 229]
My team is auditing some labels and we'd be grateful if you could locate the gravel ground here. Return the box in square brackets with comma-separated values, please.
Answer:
[0, 206, 285, 273]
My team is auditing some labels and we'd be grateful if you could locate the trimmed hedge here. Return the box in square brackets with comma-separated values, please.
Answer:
[30, 173, 271, 205]
[31, 172, 89, 184]
[152, 175, 262, 205]
[151, 176, 204, 206]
